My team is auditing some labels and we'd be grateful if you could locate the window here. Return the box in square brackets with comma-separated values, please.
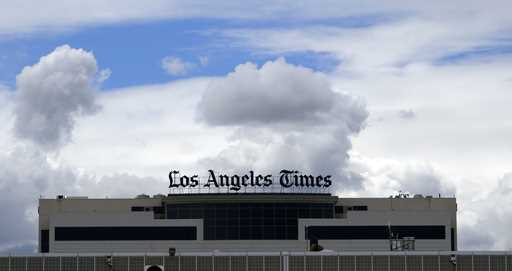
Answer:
[348, 205, 368, 211]
[335, 206, 344, 214]
[55, 226, 197, 241]
[40, 230, 49, 252]
[166, 202, 334, 240]
[306, 225, 446, 240]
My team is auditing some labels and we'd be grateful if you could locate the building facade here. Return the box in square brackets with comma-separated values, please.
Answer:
[38, 193, 457, 254]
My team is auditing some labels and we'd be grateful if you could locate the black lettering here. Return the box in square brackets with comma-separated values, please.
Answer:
[299, 175, 315, 187]
[241, 174, 250, 186]
[219, 174, 230, 187]
[315, 176, 324, 187]
[263, 175, 273, 186]
[180, 175, 190, 186]
[168, 170, 180, 188]
[230, 175, 241, 191]
[279, 169, 294, 188]
[323, 175, 332, 187]
[190, 175, 199, 187]
[255, 175, 264, 186]
[204, 169, 220, 188]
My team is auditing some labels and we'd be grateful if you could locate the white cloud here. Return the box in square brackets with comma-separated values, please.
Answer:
[464, 173, 512, 249]
[1, 3, 512, 251]
[218, 12, 512, 250]
[14, 45, 101, 150]
[197, 58, 368, 190]
[161, 56, 195, 76]
[397, 109, 415, 119]
[349, 154, 456, 197]
[59, 78, 227, 178]
[1, 0, 511, 36]
[198, 58, 339, 125]
[98, 68, 111, 83]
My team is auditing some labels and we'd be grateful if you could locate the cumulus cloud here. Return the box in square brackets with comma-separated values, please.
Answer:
[464, 173, 512, 249]
[161, 56, 195, 76]
[0, 147, 78, 251]
[197, 58, 368, 190]
[198, 58, 337, 125]
[14, 45, 100, 150]
[0, 143, 168, 254]
[349, 155, 456, 197]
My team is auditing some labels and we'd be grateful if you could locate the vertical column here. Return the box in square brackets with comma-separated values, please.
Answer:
[25, 257, 28, 271]
[76, 254, 79, 271]
[229, 256, 232, 271]
[303, 255, 306, 271]
[438, 254, 441, 271]
[421, 255, 424, 271]
[354, 255, 357, 271]
[195, 256, 198, 271]
[405, 254, 407, 271]
[488, 255, 491, 271]
[94, 257, 96, 271]
[213, 255, 215, 271]
[505, 252, 508, 271]
[128, 256, 130, 271]
[60, 256, 62, 271]
[472, 253, 474, 271]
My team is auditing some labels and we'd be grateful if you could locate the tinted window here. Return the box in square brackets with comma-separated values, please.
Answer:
[41, 230, 49, 252]
[306, 225, 445, 240]
[55, 227, 196, 241]
[166, 202, 334, 240]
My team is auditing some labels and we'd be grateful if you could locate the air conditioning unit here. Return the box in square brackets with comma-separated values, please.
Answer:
[144, 265, 164, 271]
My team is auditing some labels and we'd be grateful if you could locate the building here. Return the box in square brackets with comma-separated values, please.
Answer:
[38, 193, 457, 254]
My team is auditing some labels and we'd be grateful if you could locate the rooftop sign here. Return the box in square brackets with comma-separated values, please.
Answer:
[168, 169, 332, 194]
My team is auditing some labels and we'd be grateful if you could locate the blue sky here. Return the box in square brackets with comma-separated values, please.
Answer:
[1, 14, 510, 90]
[0, 19, 355, 90]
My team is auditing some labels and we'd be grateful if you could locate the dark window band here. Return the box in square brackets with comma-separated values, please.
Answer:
[306, 225, 446, 240]
[40, 230, 49, 252]
[55, 226, 196, 241]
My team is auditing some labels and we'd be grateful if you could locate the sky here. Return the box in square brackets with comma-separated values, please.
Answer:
[1, 0, 512, 253]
